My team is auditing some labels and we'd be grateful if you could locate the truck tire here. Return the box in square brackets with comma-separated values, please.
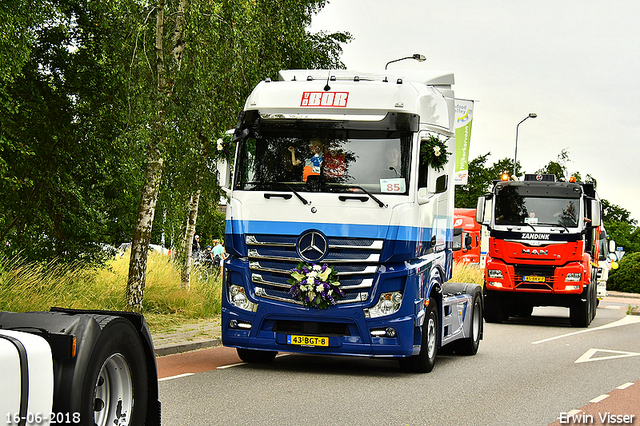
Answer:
[483, 288, 504, 323]
[570, 283, 594, 327]
[456, 293, 483, 355]
[590, 277, 598, 321]
[400, 297, 438, 373]
[515, 304, 534, 317]
[237, 348, 277, 363]
[81, 317, 149, 426]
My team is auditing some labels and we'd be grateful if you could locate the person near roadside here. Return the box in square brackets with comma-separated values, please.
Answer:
[212, 239, 227, 278]
[192, 234, 201, 256]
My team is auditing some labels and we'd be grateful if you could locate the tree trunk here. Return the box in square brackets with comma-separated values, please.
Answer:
[126, 146, 163, 311]
[126, 0, 167, 312]
[180, 189, 201, 290]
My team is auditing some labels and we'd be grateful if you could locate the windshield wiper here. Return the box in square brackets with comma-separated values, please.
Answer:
[507, 223, 537, 231]
[537, 222, 571, 233]
[342, 185, 387, 208]
[283, 184, 310, 205]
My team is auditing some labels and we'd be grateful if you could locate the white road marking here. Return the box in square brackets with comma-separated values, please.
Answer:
[617, 382, 635, 390]
[217, 362, 245, 369]
[589, 394, 610, 403]
[158, 372, 195, 382]
[575, 348, 640, 364]
[532, 315, 640, 345]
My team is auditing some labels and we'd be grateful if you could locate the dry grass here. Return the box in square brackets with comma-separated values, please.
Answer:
[0, 252, 221, 332]
[451, 260, 484, 285]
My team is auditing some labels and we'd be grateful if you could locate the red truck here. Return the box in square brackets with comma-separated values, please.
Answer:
[453, 208, 481, 265]
[475, 174, 602, 327]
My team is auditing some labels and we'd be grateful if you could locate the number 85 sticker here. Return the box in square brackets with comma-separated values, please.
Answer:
[380, 178, 406, 193]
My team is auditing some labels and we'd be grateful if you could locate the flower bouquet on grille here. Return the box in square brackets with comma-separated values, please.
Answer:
[288, 262, 344, 309]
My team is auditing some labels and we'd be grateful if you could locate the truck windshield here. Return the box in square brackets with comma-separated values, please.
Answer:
[494, 187, 580, 228]
[234, 131, 413, 195]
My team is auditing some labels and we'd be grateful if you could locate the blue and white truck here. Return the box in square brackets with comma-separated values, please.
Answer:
[219, 69, 483, 372]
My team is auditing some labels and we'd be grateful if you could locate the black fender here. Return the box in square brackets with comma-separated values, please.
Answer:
[0, 308, 161, 425]
[441, 282, 483, 339]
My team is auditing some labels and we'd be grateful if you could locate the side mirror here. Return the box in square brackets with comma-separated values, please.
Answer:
[609, 240, 617, 253]
[435, 174, 448, 194]
[216, 159, 231, 193]
[418, 175, 448, 204]
[476, 196, 486, 224]
[590, 200, 601, 227]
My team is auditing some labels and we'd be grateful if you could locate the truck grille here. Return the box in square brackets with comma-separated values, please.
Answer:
[513, 264, 555, 290]
[246, 234, 382, 305]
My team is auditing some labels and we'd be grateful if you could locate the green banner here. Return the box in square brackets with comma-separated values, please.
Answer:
[454, 99, 474, 185]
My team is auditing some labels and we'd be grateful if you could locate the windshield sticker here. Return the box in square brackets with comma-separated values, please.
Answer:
[380, 178, 406, 193]
[300, 92, 349, 107]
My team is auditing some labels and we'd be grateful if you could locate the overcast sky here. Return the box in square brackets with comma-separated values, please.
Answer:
[311, 0, 640, 223]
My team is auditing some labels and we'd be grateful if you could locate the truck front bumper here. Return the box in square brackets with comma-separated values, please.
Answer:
[222, 302, 419, 358]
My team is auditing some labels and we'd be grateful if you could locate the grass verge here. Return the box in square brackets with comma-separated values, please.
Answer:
[0, 252, 221, 333]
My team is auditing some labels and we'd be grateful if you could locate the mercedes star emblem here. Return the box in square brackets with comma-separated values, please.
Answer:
[297, 231, 328, 262]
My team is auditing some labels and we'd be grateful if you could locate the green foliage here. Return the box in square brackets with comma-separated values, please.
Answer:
[608, 251, 640, 294]
[455, 153, 518, 208]
[1, 0, 351, 265]
[602, 199, 639, 255]
[536, 148, 571, 181]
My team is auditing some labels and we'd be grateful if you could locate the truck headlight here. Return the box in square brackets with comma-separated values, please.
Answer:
[229, 285, 258, 312]
[565, 273, 582, 282]
[365, 292, 403, 318]
[487, 269, 503, 279]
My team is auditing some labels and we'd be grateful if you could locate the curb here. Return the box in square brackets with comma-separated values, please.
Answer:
[154, 337, 222, 357]
[607, 291, 640, 299]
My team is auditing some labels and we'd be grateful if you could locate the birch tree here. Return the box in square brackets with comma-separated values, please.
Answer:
[126, 0, 187, 311]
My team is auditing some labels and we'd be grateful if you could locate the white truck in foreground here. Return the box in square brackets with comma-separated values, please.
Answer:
[219, 68, 483, 372]
[0, 308, 160, 426]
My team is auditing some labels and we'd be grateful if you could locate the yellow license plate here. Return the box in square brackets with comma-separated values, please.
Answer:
[287, 335, 329, 347]
[523, 275, 545, 282]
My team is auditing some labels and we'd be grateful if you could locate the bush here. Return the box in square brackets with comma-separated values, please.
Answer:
[608, 251, 640, 294]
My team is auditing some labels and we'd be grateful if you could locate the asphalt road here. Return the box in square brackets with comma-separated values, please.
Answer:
[158, 304, 640, 426]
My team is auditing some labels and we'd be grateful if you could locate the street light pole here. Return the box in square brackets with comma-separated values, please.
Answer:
[513, 113, 537, 179]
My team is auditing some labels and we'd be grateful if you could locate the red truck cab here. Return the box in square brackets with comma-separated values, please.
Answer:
[476, 174, 602, 327]
[453, 208, 481, 265]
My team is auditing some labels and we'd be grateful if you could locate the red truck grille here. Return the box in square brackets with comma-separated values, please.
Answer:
[513, 265, 555, 291]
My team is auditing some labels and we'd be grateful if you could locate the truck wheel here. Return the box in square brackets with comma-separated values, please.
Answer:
[570, 284, 593, 327]
[81, 317, 149, 426]
[515, 305, 534, 317]
[483, 288, 504, 323]
[400, 297, 438, 373]
[456, 293, 482, 355]
[590, 281, 598, 321]
[237, 348, 277, 363]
